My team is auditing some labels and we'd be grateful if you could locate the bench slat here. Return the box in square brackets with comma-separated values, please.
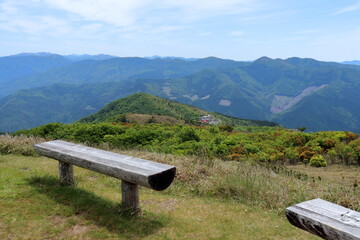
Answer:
[286, 198, 360, 240]
[34, 140, 176, 191]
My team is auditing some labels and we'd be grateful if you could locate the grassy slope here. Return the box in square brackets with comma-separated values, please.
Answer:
[78, 93, 278, 127]
[0, 154, 317, 240]
[78, 93, 208, 123]
[113, 113, 186, 125]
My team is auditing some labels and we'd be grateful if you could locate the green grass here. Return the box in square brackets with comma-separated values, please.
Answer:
[0, 154, 318, 240]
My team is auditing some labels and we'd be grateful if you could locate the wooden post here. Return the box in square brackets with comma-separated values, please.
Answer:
[59, 161, 75, 186]
[121, 180, 139, 212]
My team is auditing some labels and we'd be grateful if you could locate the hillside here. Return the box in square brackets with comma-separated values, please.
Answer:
[0, 54, 71, 98]
[1, 55, 360, 132]
[0, 55, 246, 98]
[78, 93, 278, 127]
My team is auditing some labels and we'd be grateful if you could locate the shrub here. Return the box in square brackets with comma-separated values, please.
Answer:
[219, 125, 233, 132]
[349, 139, 360, 165]
[284, 148, 299, 164]
[178, 127, 200, 142]
[309, 154, 327, 167]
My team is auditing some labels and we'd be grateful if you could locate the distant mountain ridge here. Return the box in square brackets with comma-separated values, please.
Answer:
[145, 55, 199, 61]
[0, 54, 71, 87]
[64, 54, 117, 62]
[9, 52, 116, 61]
[342, 60, 360, 66]
[0, 54, 244, 98]
[1, 54, 360, 133]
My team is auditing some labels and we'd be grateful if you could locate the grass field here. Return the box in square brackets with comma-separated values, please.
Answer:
[0, 154, 318, 240]
[2, 135, 360, 239]
[288, 164, 360, 187]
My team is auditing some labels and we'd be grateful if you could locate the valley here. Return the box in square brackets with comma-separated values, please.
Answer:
[1, 54, 360, 133]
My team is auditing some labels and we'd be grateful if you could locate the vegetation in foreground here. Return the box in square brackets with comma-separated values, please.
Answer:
[14, 121, 360, 167]
[2, 135, 360, 212]
[0, 153, 320, 239]
[2, 135, 360, 239]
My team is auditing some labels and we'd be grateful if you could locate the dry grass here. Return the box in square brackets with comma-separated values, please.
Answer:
[108, 148, 360, 212]
[2, 136, 359, 239]
[0, 135, 46, 156]
[0, 154, 317, 239]
[287, 164, 360, 187]
[2, 136, 359, 212]
[124, 113, 185, 125]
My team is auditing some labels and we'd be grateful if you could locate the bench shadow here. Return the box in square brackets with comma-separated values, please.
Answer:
[26, 175, 167, 238]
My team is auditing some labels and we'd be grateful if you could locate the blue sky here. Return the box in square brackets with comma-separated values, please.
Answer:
[1, 0, 360, 61]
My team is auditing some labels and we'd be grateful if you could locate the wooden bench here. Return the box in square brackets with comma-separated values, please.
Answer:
[34, 140, 176, 212]
[286, 198, 360, 240]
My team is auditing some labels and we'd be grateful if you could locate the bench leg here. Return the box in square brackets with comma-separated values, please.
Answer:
[59, 161, 75, 186]
[121, 181, 139, 212]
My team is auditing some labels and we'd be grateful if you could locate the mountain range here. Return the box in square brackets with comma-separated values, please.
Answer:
[0, 53, 359, 133]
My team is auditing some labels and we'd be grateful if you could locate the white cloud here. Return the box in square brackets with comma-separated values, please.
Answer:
[162, 0, 255, 14]
[296, 29, 322, 35]
[0, 0, 72, 35]
[239, 10, 294, 22]
[146, 25, 187, 34]
[198, 32, 212, 36]
[229, 31, 246, 36]
[41, 0, 147, 27]
[39, 0, 258, 27]
[0, 0, 260, 44]
[332, 2, 360, 15]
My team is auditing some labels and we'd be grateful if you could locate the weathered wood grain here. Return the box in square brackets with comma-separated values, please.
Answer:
[59, 161, 74, 186]
[286, 198, 360, 240]
[34, 140, 176, 191]
[121, 181, 139, 212]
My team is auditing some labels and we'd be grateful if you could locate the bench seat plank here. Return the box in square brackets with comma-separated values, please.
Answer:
[286, 198, 360, 240]
[34, 140, 176, 191]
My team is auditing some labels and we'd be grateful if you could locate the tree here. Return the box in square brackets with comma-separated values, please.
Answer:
[309, 155, 327, 167]
[297, 127, 306, 132]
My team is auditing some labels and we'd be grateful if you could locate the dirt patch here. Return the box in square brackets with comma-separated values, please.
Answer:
[71, 224, 90, 235]
[51, 215, 67, 226]
[141, 199, 179, 213]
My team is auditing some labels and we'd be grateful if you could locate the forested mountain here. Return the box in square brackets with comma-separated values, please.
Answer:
[0, 53, 71, 92]
[63, 54, 116, 62]
[1, 54, 360, 133]
[0, 56, 245, 98]
[342, 60, 360, 66]
[78, 93, 278, 127]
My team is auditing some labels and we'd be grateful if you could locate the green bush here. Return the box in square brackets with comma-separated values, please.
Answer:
[12, 121, 360, 166]
[178, 127, 200, 142]
[309, 154, 327, 167]
[219, 125, 233, 132]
